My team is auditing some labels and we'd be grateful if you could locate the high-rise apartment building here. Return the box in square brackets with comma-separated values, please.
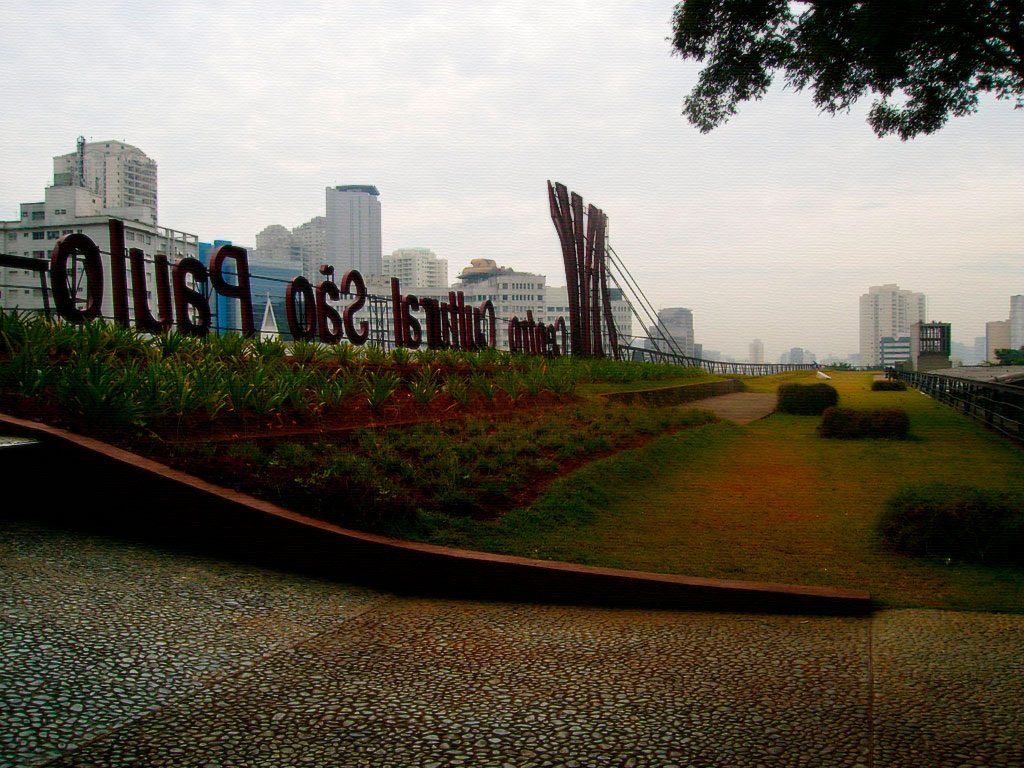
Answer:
[52, 138, 158, 225]
[254, 225, 300, 263]
[383, 248, 448, 290]
[859, 284, 926, 369]
[986, 320, 1011, 362]
[1010, 295, 1024, 349]
[325, 185, 381, 276]
[293, 216, 326, 279]
[749, 338, 764, 364]
[650, 307, 696, 357]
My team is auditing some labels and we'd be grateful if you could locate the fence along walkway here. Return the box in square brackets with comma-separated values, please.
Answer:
[888, 367, 1024, 444]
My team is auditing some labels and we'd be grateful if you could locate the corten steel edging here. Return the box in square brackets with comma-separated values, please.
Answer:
[602, 378, 746, 407]
[0, 412, 871, 615]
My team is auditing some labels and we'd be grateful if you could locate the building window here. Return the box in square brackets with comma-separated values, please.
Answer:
[62, 229, 73, 235]
[31, 211, 44, 220]
[32, 232, 45, 240]
[46, 231, 60, 239]
[126, 232, 135, 241]
[54, 208, 67, 215]
[6, 233, 15, 240]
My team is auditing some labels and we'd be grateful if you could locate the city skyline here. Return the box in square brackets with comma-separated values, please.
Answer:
[2, 2, 1022, 360]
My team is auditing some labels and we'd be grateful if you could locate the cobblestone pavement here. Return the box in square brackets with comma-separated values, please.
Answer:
[1, 519, 1022, 768]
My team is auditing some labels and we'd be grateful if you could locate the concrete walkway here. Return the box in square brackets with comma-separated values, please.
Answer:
[680, 392, 777, 425]
[2, 519, 1021, 768]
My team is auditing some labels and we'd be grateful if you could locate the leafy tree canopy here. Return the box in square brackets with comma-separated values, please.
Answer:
[995, 347, 1024, 364]
[671, 1, 1024, 138]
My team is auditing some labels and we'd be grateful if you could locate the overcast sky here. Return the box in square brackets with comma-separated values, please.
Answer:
[3, 1, 1022, 360]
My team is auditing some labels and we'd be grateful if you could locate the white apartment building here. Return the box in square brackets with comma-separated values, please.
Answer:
[1010, 294, 1024, 349]
[293, 216, 327, 279]
[859, 284, 926, 369]
[52, 138, 158, 226]
[454, 259, 547, 351]
[383, 248, 448, 290]
[1, 185, 197, 317]
[544, 284, 633, 348]
[325, 185, 381, 277]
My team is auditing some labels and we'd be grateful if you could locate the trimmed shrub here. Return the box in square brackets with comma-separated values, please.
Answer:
[871, 379, 907, 391]
[818, 407, 909, 439]
[877, 484, 1023, 566]
[776, 383, 838, 415]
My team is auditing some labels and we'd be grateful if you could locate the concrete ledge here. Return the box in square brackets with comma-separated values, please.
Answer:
[0, 413, 872, 615]
[602, 378, 744, 406]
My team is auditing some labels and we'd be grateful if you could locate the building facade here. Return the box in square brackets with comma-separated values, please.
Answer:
[52, 138, 158, 225]
[986, 320, 1011, 363]
[911, 321, 952, 372]
[383, 248, 448, 290]
[1010, 295, 1024, 349]
[749, 338, 764, 364]
[293, 216, 327, 279]
[325, 185, 381, 277]
[859, 284, 926, 369]
[651, 307, 696, 357]
[2, 186, 197, 317]
[879, 336, 912, 369]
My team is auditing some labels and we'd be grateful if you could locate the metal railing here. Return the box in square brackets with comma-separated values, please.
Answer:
[622, 343, 816, 375]
[887, 368, 1024, 444]
[3, 251, 817, 376]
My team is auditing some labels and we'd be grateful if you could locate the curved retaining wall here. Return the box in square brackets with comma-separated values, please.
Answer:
[601, 378, 744, 406]
[0, 413, 870, 615]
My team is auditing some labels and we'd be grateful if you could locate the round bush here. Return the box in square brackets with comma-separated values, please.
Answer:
[871, 379, 907, 391]
[877, 484, 1023, 566]
[818, 407, 909, 439]
[777, 383, 839, 415]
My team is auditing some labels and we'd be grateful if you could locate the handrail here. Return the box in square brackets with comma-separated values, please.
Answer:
[886, 368, 1024, 444]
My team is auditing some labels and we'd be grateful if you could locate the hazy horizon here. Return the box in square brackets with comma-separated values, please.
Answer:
[3, 2, 1021, 361]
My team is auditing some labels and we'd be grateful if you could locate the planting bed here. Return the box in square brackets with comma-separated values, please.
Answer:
[0, 313, 716, 537]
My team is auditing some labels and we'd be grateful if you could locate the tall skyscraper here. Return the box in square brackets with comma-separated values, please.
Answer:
[1010, 295, 1024, 349]
[652, 308, 696, 356]
[859, 284, 926, 368]
[325, 185, 381, 276]
[749, 338, 764, 364]
[52, 138, 158, 225]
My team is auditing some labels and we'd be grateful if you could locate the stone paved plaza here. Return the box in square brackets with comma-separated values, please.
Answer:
[1, 518, 1022, 768]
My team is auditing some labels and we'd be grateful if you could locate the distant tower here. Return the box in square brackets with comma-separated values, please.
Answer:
[1010, 295, 1024, 349]
[654, 308, 695, 356]
[749, 338, 764, 364]
[325, 185, 382, 276]
[859, 284, 926, 369]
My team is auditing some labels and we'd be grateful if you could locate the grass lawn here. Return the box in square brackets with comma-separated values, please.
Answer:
[436, 370, 1024, 612]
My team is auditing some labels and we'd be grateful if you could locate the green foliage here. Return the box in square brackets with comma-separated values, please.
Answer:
[408, 367, 441, 405]
[995, 348, 1024, 365]
[671, 0, 1024, 139]
[871, 379, 908, 391]
[877, 484, 1023, 566]
[363, 370, 401, 412]
[818, 407, 910, 439]
[776, 382, 838, 415]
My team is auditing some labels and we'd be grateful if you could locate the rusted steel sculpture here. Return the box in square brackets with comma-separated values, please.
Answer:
[547, 181, 619, 358]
